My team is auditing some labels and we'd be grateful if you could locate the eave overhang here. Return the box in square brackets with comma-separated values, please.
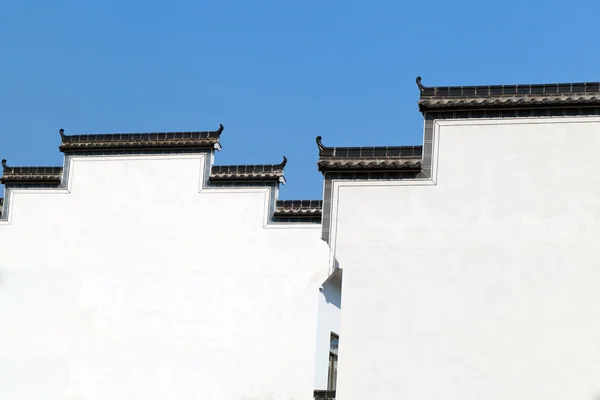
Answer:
[273, 200, 322, 217]
[416, 77, 600, 113]
[59, 125, 224, 153]
[209, 157, 287, 184]
[316, 136, 422, 173]
[1, 160, 62, 185]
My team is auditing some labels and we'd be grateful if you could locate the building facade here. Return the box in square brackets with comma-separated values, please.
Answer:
[2, 78, 600, 399]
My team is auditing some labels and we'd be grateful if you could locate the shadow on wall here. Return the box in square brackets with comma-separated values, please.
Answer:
[321, 279, 341, 308]
[322, 258, 342, 307]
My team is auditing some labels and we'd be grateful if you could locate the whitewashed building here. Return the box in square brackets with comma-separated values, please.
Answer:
[2, 78, 600, 400]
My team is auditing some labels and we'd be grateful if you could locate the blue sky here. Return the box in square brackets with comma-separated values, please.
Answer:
[2, 0, 599, 199]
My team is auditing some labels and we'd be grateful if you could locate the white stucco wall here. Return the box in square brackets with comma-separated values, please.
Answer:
[0, 154, 330, 400]
[332, 117, 600, 400]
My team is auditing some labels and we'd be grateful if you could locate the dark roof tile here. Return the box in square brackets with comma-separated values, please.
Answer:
[1, 159, 62, 184]
[316, 137, 422, 173]
[416, 77, 600, 112]
[59, 125, 223, 152]
[209, 157, 287, 183]
[274, 200, 322, 217]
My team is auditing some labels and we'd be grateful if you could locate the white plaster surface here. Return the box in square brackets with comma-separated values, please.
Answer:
[0, 154, 330, 400]
[333, 117, 600, 400]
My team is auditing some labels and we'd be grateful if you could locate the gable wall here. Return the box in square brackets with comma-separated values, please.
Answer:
[332, 116, 600, 400]
[0, 153, 330, 400]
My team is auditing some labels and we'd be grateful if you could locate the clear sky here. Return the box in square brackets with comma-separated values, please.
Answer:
[2, 0, 599, 200]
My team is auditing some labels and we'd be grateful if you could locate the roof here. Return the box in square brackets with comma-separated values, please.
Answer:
[416, 77, 600, 112]
[274, 200, 322, 217]
[59, 125, 224, 152]
[209, 157, 287, 183]
[316, 136, 422, 173]
[1, 160, 63, 184]
[273, 200, 322, 223]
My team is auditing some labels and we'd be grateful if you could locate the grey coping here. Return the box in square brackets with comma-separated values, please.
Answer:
[316, 137, 423, 173]
[274, 200, 323, 217]
[1, 160, 63, 184]
[209, 157, 287, 182]
[59, 125, 223, 152]
[417, 76, 600, 112]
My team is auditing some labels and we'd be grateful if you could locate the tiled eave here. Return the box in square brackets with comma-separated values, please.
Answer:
[318, 158, 422, 171]
[1, 160, 62, 184]
[416, 77, 600, 112]
[209, 157, 287, 183]
[59, 125, 223, 153]
[274, 200, 322, 217]
[316, 136, 422, 173]
[419, 94, 600, 112]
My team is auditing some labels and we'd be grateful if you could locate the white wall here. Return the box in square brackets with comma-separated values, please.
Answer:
[332, 117, 600, 400]
[0, 154, 330, 400]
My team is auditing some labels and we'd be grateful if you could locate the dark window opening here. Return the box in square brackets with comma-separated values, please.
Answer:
[327, 333, 339, 391]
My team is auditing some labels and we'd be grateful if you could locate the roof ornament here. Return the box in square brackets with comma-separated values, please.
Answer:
[416, 76, 427, 92]
[277, 156, 288, 168]
[1, 159, 8, 170]
[316, 136, 326, 151]
[59, 128, 66, 139]
[216, 124, 224, 134]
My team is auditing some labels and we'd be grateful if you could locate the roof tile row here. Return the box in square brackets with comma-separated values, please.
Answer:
[1, 160, 63, 184]
[417, 77, 600, 112]
[316, 137, 422, 173]
[59, 126, 223, 152]
[209, 157, 287, 183]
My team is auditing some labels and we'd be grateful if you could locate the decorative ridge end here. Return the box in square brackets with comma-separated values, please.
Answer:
[1, 159, 7, 170]
[59, 128, 65, 139]
[316, 136, 326, 152]
[278, 156, 288, 168]
[416, 76, 426, 92]
[216, 124, 224, 134]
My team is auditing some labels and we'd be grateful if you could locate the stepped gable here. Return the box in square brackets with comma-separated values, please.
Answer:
[210, 156, 288, 184]
[1, 159, 62, 185]
[315, 136, 422, 173]
[416, 76, 600, 113]
[59, 125, 224, 152]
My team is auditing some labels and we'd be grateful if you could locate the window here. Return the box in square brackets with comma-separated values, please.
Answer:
[327, 333, 339, 391]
